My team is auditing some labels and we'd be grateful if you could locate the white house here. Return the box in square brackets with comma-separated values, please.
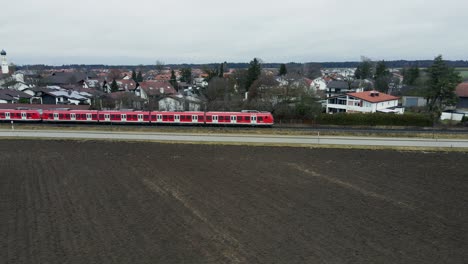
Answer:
[326, 90, 404, 114]
[312, 77, 328, 91]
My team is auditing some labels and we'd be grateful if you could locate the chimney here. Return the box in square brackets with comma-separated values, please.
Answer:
[160, 87, 164, 94]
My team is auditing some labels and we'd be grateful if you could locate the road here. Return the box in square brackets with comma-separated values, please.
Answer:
[1, 129, 468, 148]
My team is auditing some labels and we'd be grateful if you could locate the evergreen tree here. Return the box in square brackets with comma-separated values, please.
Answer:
[180, 68, 192, 83]
[425, 55, 462, 118]
[132, 70, 137, 81]
[354, 57, 373, 79]
[403, 66, 420, 85]
[169, 70, 177, 88]
[279, 64, 287, 76]
[110, 79, 119, 92]
[136, 71, 143, 82]
[245, 58, 261, 91]
[219, 63, 224, 78]
[374, 60, 389, 79]
[374, 60, 391, 92]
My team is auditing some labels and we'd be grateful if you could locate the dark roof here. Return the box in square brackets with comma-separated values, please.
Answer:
[0, 103, 90, 110]
[0, 89, 32, 101]
[45, 72, 89, 85]
[327, 80, 349, 89]
[105, 91, 146, 102]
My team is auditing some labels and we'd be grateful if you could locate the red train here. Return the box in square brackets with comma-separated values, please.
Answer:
[0, 108, 274, 126]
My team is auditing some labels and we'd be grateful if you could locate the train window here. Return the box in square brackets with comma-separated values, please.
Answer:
[207, 116, 211, 121]
[111, 115, 116, 119]
[99, 114, 104, 119]
[0, 113, 4, 118]
[81, 114, 85, 119]
[225, 116, 230, 120]
[59, 114, 64, 118]
[219, 116, 224, 120]
[169, 115, 173, 119]
[258, 117, 263, 121]
[198, 115, 203, 120]
[151, 115, 156, 120]
[144, 115, 149, 119]
[238, 116, 243, 121]
[245, 116, 250, 121]
[49, 114, 53, 118]
[180, 115, 185, 120]
[163, 115, 167, 119]
[92, 114, 97, 119]
[65, 114, 70, 119]
[27, 113, 31, 118]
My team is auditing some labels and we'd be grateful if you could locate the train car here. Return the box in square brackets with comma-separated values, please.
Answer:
[0, 109, 42, 122]
[97, 110, 151, 124]
[204, 111, 274, 126]
[148, 111, 205, 125]
[42, 109, 99, 122]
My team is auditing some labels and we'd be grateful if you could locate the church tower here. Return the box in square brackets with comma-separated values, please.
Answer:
[1, 49, 9, 74]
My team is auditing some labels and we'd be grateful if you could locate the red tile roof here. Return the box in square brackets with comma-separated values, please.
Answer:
[139, 81, 176, 96]
[455, 83, 468, 97]
[347, 91, 399, 103]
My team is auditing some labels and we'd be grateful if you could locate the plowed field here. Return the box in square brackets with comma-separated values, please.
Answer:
[1, 140, 467, 263]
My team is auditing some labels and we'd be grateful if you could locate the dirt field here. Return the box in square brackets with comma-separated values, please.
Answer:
[1, 140, 467, 263]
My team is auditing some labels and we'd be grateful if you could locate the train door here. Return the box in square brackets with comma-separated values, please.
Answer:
[192, 115, 198, 123]
[5, 112, 10, 120]
[230, 115, 237, 124]
[157, 114, 162, 122]
[70, 113, 76, 121]
[121, 114, 127, 122]
[104, 114, 110, 121]
[86, 113, 92, 121]
[137, 114, 143, 122]
[212, 115, 218, 124]
[251, 115, 257, 124]
[21, 112, 27, 120]
[174, 114, 180, 123]
[53, 113, 59, 121]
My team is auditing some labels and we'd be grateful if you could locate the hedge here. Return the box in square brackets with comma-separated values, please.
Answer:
[315, 113, 433, 127]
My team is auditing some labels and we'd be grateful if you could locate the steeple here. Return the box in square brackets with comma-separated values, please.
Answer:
[1, 49, 9, 74]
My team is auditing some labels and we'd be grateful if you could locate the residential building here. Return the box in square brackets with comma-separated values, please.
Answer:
[0, 89, 32, 103]
[326, 90, 404, 114]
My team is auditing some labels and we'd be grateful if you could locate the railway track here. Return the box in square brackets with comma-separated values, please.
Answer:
[2, 121, 468, 135]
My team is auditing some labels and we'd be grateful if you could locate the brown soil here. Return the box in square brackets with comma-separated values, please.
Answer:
[1, 140, 467, 264]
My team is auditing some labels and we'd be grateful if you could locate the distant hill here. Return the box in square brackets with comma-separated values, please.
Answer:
[17, 60, 468, 71]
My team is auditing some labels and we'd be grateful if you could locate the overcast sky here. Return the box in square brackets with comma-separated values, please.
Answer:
[1, 0, 467, 65]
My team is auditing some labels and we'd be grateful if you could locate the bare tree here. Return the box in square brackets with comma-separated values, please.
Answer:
[155, 60, 165, 74]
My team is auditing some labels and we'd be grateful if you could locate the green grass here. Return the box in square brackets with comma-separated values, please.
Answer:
[455, 68, 468, 80]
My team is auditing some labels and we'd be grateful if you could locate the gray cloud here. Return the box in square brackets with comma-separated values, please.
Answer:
[1, 0, 467, 65]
